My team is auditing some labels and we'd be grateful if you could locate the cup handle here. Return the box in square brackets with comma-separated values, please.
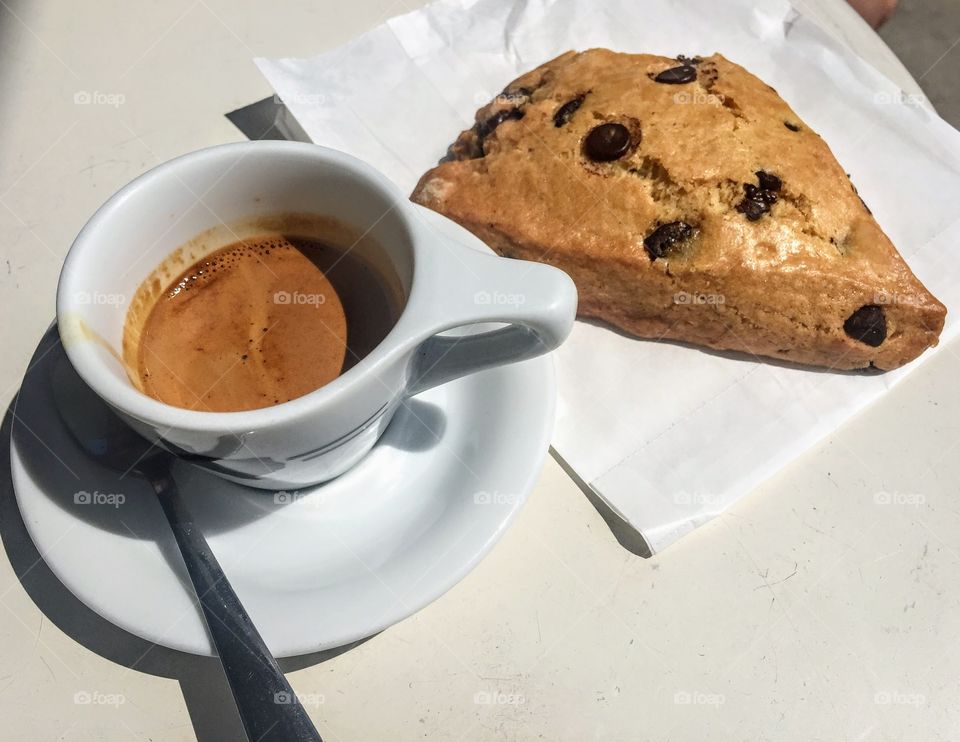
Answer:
[406, 244, 577, 396]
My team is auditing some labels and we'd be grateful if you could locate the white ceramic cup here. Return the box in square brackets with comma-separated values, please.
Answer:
[57, 141, 576, 489]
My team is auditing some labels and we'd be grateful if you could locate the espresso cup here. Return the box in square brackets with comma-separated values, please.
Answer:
[57, 141, 576, 488]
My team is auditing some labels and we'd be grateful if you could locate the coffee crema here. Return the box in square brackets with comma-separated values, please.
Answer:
[125, 225, 401, 413]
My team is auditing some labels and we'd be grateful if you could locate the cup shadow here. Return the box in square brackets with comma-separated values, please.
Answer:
[1, 326, 393, 740]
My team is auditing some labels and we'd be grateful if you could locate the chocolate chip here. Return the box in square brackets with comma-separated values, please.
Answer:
[584, 122, 632, 161]
[756, 170, 782, 192]
[744, 183, 778, 206]
[644, 221, 694, 260]
[475, 107, 524, 151]
[737, 198, 769, 221]
[654, 65, 698, 84]
[844, 305, 886, 346]
[784, 121, 801, 132]
[554, 95, 585, 127]
[737, 172, 782, 221]
[676, 55, 703, 66]
[477, 107, 524, 139]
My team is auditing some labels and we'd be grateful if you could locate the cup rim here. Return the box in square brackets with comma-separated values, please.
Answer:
[57, 140, 420, 433]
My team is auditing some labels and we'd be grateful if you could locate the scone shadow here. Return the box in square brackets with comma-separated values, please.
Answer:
[578, 318, 887, 375]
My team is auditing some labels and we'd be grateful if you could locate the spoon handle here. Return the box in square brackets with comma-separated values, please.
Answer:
[153, 474, 323, 742]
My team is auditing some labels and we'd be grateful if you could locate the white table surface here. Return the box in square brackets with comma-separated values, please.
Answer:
[0, 1, 956, 740]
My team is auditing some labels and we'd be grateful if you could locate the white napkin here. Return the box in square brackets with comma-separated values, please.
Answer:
[256, 0, 960, 553]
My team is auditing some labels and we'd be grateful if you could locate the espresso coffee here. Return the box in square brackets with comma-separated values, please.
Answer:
[126, 230, 400, 412]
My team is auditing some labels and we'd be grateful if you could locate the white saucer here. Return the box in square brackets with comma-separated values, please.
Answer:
[11, 216, 556, 658]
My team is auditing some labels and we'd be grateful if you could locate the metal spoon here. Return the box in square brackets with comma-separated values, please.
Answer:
[53, 365, 323, 742]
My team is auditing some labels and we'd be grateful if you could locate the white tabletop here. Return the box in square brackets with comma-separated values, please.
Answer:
[0, 1, 955, 740]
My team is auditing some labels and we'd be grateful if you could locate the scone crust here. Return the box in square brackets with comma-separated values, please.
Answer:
[412, 49, 946, 370]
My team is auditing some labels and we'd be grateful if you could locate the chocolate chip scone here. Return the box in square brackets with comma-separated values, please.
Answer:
[411, 49, 946, 370]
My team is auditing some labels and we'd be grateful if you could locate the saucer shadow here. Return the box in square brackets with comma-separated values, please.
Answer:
[1, 327, 374, 741]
